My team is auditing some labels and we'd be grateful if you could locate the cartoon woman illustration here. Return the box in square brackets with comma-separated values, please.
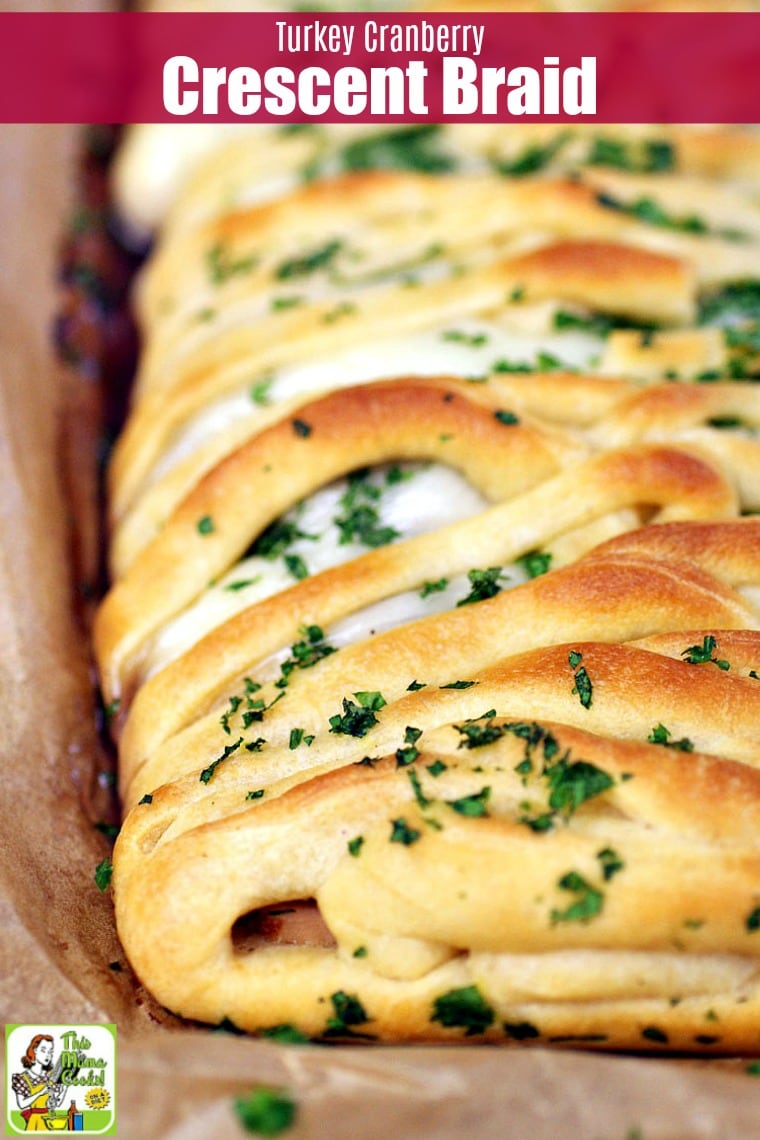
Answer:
[10, 1035, 65, 1131]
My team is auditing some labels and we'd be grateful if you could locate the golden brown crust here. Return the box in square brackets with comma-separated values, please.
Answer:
[102, 121, 760, 1047]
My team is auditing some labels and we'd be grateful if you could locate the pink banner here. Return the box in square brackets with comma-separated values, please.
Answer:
[0, 12, 757, 124]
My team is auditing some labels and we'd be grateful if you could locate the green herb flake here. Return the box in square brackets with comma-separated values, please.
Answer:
[456, 567, 506, 607]
[420, 577, 449, 598]
[329, 691, 386, 737]
[323, 990, 372, 1038]
[407, 680, 426, 691]
[390, 817, 422, 846]
[233, 1086, 297, 1136]
[196, 514, 215, 536]
[647, 723, 694, 752]
[431, 984, 495, 1036]
[494, 409, 520, 426]
[245, 789, 265, 801]
[347, 836, 364, 857]
[276, 238, 343, 281]
[271, 294, 303, 312]
[94, 858, 113, 892]
[546, 758, 614, 815]
[425, 760, 447, 777]
[258, 1024, 310, 1045]
[597, 846, 625, 881]
[250, 379, 273, 405]
[746, 1061, 760, 1075]
[442, 328, 489, 347]
[283, 553, 309, 580]
[138, 794, 153, 805]
[292, 418, 312, 438]
[568, 650, 593, 709]
[517, 550, 552, 578]
[94, 821, 119, 839]
[407, 769, 431, 809]
[200, 737, 243, 784]
[446, 787, 490, 818]
[224, 577, 261, 593]
[494, 133, 568, 177]
[440, 680, 476, 690]
[746, 906, 760, 932]
[205, 242, 258, 285]
[550, 871, 603, 924]
[338, 124, 455, 175]
[353, 946, 367, 958]
[681, 635, 730, 670]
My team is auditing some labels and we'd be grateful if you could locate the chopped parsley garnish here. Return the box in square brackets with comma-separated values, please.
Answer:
[407, 769, 431, 809]
[292, 418, 312, 438]
[550, 871, 604, 924]
[546, 757, 614, 815]
[337, 124, 455, 174]
[426, 760, 447, 777]
[251, 516, 317, 560]
[271, 294, 304, 311]
[647, 723, 695, 752]
[250, 379, 273, 405]
[442, 329, 489, 347]
[552, 308, 615, 337]
[746, 906, 760, 932]
[323, 990, 373, 1039]
[94, 857, 113, 892]
[440, 680, 476, 690]
[276, 238, 343, 281]
[446, 787, 490, 817]
[258, 1024, 310, 1045]
[334, 470, 399, 549]
[94, 821, 119, 839]
[329, 691, 386, 737]
[454, 710, 504, 749]
[407, 679, 426, 691]
[707, 414, 744, 429]
[597, 847, 625, 881]
[390, 817, 422, 845]
[224, 577, 261, 592]
[353, 946, 367, 958]
[516, 550, 552, 578]
[698, 280, 760, 326]
[456, 567, 507, 607]
[277, 625, 336, 689]
[420, 577, 449, 598]
[587, 135, 675, 172]
[322, 301, 357, 324]
[494, 409, 520, 426]
[431, 985, 495, 1035]
[289, 728, 314, 750]
[196, 514, 214, 535]
[205, 241, 258, 285]
[283, 553, 309, 580]
[395, 726, 422, 767]
[568, 650, 593, 708]
[138, 793, 153, 805]
[200, 737, 243, 783]
[595, 191, 711, 235]
[233, 1086, 297, 1136]
[245, 789, 265, 801]
[347, 836, 364, 857]
[681, 635, 730, 670]
[493, 133, 568, 177]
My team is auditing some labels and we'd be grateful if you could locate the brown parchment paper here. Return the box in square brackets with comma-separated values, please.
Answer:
[1, 112, 760, 1140]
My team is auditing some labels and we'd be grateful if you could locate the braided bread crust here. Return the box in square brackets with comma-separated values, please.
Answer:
[102, 97, 760, 1047]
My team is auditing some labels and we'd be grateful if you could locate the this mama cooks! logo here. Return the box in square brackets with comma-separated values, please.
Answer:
[5, 1025, 116, 1135]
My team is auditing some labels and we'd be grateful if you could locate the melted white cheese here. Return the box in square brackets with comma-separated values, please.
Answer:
[154, 317, 603, 480]
[144, 461, 491, 678]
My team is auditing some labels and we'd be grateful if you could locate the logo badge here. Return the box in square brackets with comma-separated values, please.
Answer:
[5, 1025, 116, 1135]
